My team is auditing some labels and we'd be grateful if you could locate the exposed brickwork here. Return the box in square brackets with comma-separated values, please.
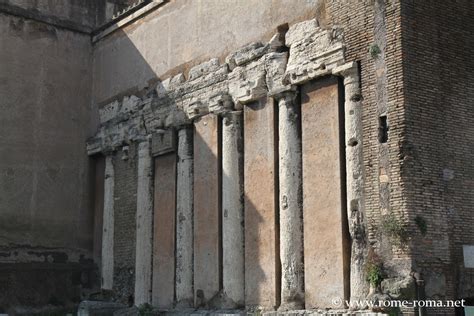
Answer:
[326, 0, 410, 274]
[5, 0, 474, 313]
[113, 144, 138, 304]
[89, 0, 474, 310]
[400, 0, 474, 304]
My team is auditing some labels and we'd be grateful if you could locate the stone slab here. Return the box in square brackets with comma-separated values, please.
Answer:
[301, 76, 348, 308]
[152, 153, 177, 308]
[194, 114, 220, 306]
[243, 98, 278, 309]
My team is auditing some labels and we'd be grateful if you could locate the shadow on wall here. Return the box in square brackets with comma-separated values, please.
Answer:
[89, 12, 351, 308]
[89, 24, 281, 309]
[0, 11, 96, 314]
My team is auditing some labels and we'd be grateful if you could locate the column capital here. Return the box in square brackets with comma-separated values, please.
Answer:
[275, 90, 298, 106]
[333, 61, 359, 84]
[222, 110, 243, 121]
[137, 133, 152, 143]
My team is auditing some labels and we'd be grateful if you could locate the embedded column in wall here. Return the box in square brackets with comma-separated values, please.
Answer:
[175, 127, 194, 307]
[277, 92, 304, 310]
[334, 62, 368, 301]
[102, 155, 115, 290]
[222, 111, 244, 307]
[135, 137, 153, 305]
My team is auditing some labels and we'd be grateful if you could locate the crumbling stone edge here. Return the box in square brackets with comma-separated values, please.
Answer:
[86, 18, 346, 156]
[86, 16, 373, 312]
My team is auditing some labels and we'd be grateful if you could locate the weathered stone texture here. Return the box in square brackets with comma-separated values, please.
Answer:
[175, 128, 195, 307]
[135, 139, 154, 305]
[326, 0, 408, 300]
[102, 156, 115, 290]
[285, 21, 345, 85]
[84, 0, 474, 311]
[152, 153, 177, 308]
[277, 93, 304, 310]
[92, 0, 322, 104]
[86, 13, 353, 311]
[193, 114, 220, 306]
[244, 98, 278, 310]
[301, 77, 348, 308]
[7, 0, 474, 313]
[222, 111, 244, 307]
[334, 63, 368, 301]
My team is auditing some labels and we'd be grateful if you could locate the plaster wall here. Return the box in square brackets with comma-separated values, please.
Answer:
[0, 11, 95, 310]
[92, 0, 320, 105]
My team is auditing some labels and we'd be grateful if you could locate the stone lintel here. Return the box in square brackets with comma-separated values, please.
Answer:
[208, 93, 234, 115]
[332, 61, 359, 81]
[186, 101, 209, 120]
[87, 18, 347, 158]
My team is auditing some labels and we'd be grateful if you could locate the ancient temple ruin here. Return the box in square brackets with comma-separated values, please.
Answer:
[1, 0, 474, 315]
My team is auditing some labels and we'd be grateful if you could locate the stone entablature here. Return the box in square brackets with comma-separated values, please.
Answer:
[86, 19, 346, 156]
[86, 16, 370, 310]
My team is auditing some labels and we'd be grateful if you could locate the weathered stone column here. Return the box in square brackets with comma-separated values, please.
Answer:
[334, 62, 369, 301]
[135, 138, 153, 305]
[277, 92, 304, 310]
[222, 111, 244, 307]
[102, 155, 115, 290]
[175, 127, 194, 307]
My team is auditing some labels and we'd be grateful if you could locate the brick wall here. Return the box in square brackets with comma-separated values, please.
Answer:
[400, 0, 474, 302]
[94, 0, 474, 308]
[326, 0, 410, 276]
[113, 144, 138, 304]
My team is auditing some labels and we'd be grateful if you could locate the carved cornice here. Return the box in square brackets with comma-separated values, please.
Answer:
[87, 19, 347, 156]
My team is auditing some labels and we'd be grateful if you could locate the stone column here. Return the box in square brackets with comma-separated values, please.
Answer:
[175, 128, 194, 307]
[277, 92, 304, 310]
[222, 111, 244, 307]
[135, 138, 153, 305]
[335, 62, 369, 301]
[102, 155, 115, 290]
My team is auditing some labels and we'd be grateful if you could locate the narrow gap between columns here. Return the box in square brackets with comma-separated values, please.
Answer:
[273, 97, 282, 309]
[295, 89, 305, 302]
[241, 110, 246, 302]
[150, 154, 156, 305]
[338, 76, 351, 302]
[218, 117, 224, 292]
[173, 129, 179, 305]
